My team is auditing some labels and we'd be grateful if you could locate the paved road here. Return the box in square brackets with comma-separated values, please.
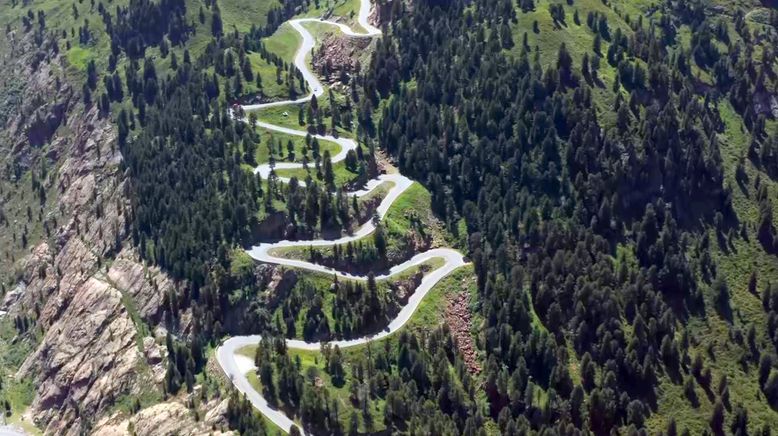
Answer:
[217, 0, 469, 434]
[0, 425, 26, 436]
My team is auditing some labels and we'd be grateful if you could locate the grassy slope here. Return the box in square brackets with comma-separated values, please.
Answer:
[255, 179, 452, 338]
[251, 126, 341, 165]
[220, 0, 281, 33]
[246, 51, 290, 101]
[649, 7, 778, 433]
[272, 257, 445, 340]
[264, 22, 302, 61]
[245, 87, 357, 137]
[382, 182, 455, 249]
[643, 106, 778, 433]
[297, 0, 365, 31]
[0, 319, 39, 434]
[511, 0, 629, 118]
[274, 157, 360, 187]
[533, 0, 777, 432]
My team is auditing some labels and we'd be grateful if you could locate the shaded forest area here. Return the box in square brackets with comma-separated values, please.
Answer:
[359, 0, 778, 433]
[22, 0, 778, 432]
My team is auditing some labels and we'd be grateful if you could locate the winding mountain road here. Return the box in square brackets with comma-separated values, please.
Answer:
[216, 1, 468, 433]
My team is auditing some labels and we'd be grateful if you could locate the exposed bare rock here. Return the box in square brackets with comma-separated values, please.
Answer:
[368, 0, 394, 28]
[1, 282, 25, 311]
[352, 193, 385, 229]
[13, 156, 168, 433]
[261, 265, 298, 307]
[753, 90, 778, 118]
[4, 46, 73, 168]
[143, 337, 163, 365]
[1, 31, 172, 435]
[92, 398, 235, 436]
[312, 34, 371, 85]
[445, 290, 480, 374]
[389, 267, 426, 302]
[26, 97, 70, 147]
[107, 251, 173, 323]
[367, 4, 380, 28]
[18, 277, 142, 433]
[14, 240, 169, 435]
[203, 398, 233, 428]
[253, 211, 287, 240]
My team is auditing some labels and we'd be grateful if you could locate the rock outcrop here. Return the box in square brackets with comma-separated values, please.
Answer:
[753, 90, 778, 118]
[445, 288, 481, 374]
[92, 398, 234, 436]
[389, 267, 426, 303]
[1, 29, 174, 435]
[312, 33, 371, 85]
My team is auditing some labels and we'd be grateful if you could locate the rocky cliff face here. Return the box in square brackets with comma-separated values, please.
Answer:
[92, 397, 235, 436]
[0, 29, 187, 435]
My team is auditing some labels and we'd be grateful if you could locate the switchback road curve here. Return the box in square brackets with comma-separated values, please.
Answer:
[217, 1, 469, 433]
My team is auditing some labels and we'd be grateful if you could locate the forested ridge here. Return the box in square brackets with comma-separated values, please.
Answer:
[3, 0, 778, 432]
[79, 0, 402, 409]
[1, 0, 383, 411]
[96, 0, 778, 432]
[357, 0, 778, 433]
[116, 23, 382, 401]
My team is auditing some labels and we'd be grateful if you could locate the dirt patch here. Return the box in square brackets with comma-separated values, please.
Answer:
[445, 291, 480, 374]
[312, 34, 371, 85]
[389, 266, 427, 302]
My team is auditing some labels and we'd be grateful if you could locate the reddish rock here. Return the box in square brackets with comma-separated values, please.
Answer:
[445, 292, 481, 374]
[312, 34, 371, 85]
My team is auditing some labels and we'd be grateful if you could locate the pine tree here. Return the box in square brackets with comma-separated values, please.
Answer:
[211, 5, 223, 37]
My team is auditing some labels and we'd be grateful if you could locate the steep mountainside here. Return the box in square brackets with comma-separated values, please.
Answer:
[0, 0, 387, 434]
[1, 0, 778, 434]
[363, 0, 778, 433]
[0, 6, 178, 435]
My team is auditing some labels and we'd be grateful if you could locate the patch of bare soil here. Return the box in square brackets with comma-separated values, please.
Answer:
[445, 291, 480, 374]
[312, 34, 370, 85]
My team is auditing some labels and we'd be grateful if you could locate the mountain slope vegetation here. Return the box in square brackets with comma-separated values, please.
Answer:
[1, 0, 778, 434]
[362, 0, 778, 433]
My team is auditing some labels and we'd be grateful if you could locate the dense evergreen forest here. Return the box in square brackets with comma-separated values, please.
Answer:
[85, 0, 383, 403]
[5, 0, 778, 433]
[358, 0, 778, 433]
[247, 327, 484, 435]
[101, 0, 778, 432]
